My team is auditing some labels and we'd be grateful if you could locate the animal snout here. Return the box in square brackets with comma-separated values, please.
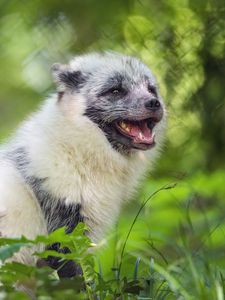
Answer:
[145, 98, 161, 111]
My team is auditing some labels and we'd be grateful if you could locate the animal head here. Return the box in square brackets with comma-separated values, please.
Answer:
[52, 52, 166, 154]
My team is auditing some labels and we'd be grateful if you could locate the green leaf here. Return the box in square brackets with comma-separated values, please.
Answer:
[0, 243, 28, 262]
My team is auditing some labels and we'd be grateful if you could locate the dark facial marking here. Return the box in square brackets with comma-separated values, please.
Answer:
[147, 84, 157, 96]
[98, 72, 127, 97]
[84, 108, 134, 154]
[85, 78, 162, 154]
[59, 70, 87, 90]
[101, 123, 134, 153]
[143, 75, 157, 96]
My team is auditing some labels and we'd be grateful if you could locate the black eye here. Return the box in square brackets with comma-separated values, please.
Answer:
[112, 89, 120, 94]
[148, 85, 157, 95]
[109, 86, 126, 95]
[98, 85, 127, 97]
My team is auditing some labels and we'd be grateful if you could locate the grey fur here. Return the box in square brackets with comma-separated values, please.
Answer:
[54, 52, 164, 152]
[6, 148, 83, 278]
[1, 52, 165, 279]
[6, 148, 83, 234]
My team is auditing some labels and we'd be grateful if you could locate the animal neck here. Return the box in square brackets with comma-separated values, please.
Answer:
[13, 97, 144, 200]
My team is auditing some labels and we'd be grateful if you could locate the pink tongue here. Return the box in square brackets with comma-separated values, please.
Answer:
[129, 122, 154, 144]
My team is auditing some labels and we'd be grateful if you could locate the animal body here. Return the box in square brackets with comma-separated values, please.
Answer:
[0, 52, 166, 277]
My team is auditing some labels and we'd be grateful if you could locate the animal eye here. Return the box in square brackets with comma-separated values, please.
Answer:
[109, 86, 126, 95]
[112, 89, 120, 94]
[98, 86, 127, 98]
[148, 85, 157, 95]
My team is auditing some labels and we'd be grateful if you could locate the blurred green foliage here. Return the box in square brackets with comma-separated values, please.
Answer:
[0, 0, 225, 299]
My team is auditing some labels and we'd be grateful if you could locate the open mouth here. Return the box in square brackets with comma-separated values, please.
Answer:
[115, 119, 156, 149]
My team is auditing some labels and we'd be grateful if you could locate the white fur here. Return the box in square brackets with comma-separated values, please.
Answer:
[0, 55, 166, 265]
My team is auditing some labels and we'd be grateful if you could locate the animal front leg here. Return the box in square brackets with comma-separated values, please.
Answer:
[44, 242, 83, 278]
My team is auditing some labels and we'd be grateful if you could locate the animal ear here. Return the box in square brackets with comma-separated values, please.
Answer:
[51, 63, 87, 92]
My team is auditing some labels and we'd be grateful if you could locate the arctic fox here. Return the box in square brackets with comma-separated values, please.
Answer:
[0, 52, 166, 277]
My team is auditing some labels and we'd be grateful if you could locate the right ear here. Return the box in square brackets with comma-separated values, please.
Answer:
[51, 63, 87, 92]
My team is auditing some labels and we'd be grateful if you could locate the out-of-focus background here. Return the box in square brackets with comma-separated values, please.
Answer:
[0, 0, 225, 297]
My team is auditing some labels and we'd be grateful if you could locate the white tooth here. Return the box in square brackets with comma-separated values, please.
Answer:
[139, 132, 143, 139]
[121, 121, 126, 129]
[125, 126, 130, 132]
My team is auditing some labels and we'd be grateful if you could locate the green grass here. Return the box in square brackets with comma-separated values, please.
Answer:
[0, 176, 225, 299]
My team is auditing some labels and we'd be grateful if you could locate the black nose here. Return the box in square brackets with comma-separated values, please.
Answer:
[145, 98, 161, 110]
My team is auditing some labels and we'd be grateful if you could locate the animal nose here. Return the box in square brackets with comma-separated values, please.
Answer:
[145, 98, 161, 110]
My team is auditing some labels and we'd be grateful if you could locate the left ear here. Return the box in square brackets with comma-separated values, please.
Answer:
[51, 63, 87, 92]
